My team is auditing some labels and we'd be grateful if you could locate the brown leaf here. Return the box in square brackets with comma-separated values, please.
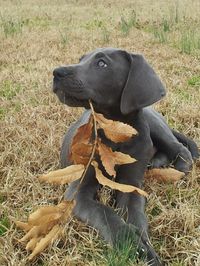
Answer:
[69, 116, 93, 162]
[95, 113, 137, 142]
[71, 143, 93, 165]
[19, 221, 57, 243]
[92, 161, 147, 197]
[28, 201, 74, 225]
[19, 226, 41, 242]
[69, 115, 93, 164]
[29, 213, 62, 227]
[28, 207, 58, 224]
[145, 168, 185, 182]
[58, 200, 75, 220]
[15, 221, 32, 232]
[26, 237, 42, 251]
[18, 201, 75, 259]
[72, 116, 93, 145]
[39, 164, 85, 185]
[98, 140, 136, 177]
[28, 224, 62, 260]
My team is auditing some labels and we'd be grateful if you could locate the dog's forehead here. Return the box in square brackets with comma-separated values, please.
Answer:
[80, 47, 122, 62]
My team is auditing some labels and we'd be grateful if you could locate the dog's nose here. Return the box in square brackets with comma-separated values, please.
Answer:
[53, 67, 67, 78]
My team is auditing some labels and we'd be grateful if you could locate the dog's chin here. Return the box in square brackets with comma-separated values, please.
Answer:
[55, 89, 90, 108]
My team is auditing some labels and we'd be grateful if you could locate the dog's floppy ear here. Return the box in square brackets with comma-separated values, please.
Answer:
[120, 53, 166, 115]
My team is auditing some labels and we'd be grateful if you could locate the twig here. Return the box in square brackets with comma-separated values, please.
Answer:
[72, 100, 98, 197]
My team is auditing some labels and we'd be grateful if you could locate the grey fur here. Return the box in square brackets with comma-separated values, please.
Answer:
[53, 48, 199, 265]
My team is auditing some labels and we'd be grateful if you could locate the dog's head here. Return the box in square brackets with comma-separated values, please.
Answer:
[53, 48, 166, 115]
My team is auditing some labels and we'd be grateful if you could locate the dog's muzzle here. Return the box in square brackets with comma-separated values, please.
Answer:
[52, 67, 67, 93]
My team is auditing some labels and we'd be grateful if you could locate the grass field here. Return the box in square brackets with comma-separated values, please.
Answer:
[0, 0, 200, 265]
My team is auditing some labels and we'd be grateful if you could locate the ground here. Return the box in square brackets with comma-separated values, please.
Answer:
[0, 0, 199, 265]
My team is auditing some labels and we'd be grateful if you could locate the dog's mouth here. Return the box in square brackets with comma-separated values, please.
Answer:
[53, 78, 90, 108]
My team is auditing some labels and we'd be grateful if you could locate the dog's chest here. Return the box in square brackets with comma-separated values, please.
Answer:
[97, 118, 153, 163]
[97, 128, 141, 156]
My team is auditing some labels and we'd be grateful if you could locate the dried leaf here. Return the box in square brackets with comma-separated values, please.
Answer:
[28, 207, 59, 224]
[20, 222, 59, 243]
[71, 143, 93, 165]
[59, 200, 75, 220]
[92, 161, 147, 197]
[145, 168, 184, 182]
[69, 116, 93, 164]
[72, 116, 93, 145]
[98, 140, 136, 177]
[19, 226, 41, 242]
[28, 201, 74, 225]
[28, 224, 61, 260]
[95, 113, 137, 142]
[15, 221, 32, 232]
[26, 237, 41, 251]
[30, 213, 62, 227]
[29, 203, 61, 225]
[39, 164, 85, 185]
[18, 201, 74, 259]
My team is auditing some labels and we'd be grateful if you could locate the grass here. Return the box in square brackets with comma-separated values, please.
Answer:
[188, 76, 200, 87]
[180, 30, 200, 54]
[120, 10, 137, 36]
[0, 215, 10, 236]
[141, 3, 200, 55]
[101, 26, 110, 44]
[151, 18, 171, 43]
[0, 107, 7, 120]
[0, 0, 199, 265]
[104, 242, 138, 266]
[59, 29, 69, 46]
[0, 17, 24, 37]
[0, 80, 23, 100]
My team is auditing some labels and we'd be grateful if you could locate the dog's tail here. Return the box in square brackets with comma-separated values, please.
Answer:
[172, 130, 199, 160]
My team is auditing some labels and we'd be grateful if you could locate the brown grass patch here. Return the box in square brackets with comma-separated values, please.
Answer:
[0, 0, 199, 265]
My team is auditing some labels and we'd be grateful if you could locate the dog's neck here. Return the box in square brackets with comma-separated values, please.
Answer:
[92, 105, 142, 126]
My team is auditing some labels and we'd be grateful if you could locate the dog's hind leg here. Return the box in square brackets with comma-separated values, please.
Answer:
[172, 129, 199, 159]
[143, 107, 195, 173]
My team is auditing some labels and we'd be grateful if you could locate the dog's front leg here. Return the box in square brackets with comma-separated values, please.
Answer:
[66, 166, 131, 245]
[115, 162, 163, 266]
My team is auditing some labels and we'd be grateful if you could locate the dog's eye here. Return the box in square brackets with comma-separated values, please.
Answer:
[97, 60, 107, 68]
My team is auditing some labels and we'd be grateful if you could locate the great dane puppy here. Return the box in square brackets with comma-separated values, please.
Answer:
[53, 48, 199, 265]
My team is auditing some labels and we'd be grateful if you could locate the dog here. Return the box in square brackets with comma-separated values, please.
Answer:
[52, 48, 199, 265]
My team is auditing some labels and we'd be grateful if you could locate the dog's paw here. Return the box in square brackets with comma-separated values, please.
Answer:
[113, 224, 163, 265]
[174, 146, 193, 173]
[150, 152, 170, 168]
[113, 224, 139, 250]
[138, 238, 163, 266]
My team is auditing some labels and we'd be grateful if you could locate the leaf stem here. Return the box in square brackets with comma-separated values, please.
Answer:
[72, 100, 98, 197]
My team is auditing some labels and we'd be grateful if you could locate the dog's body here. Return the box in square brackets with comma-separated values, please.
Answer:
[53, 48, 199, 265]
[60, 107, 198, 172]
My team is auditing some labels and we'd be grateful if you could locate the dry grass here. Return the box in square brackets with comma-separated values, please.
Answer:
[0, 0, 199, 265]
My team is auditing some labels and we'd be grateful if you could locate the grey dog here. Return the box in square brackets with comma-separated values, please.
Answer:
[52, 48, 199, 265]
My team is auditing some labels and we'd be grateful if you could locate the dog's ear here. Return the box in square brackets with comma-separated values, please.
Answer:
[120, 53, 166, 115]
